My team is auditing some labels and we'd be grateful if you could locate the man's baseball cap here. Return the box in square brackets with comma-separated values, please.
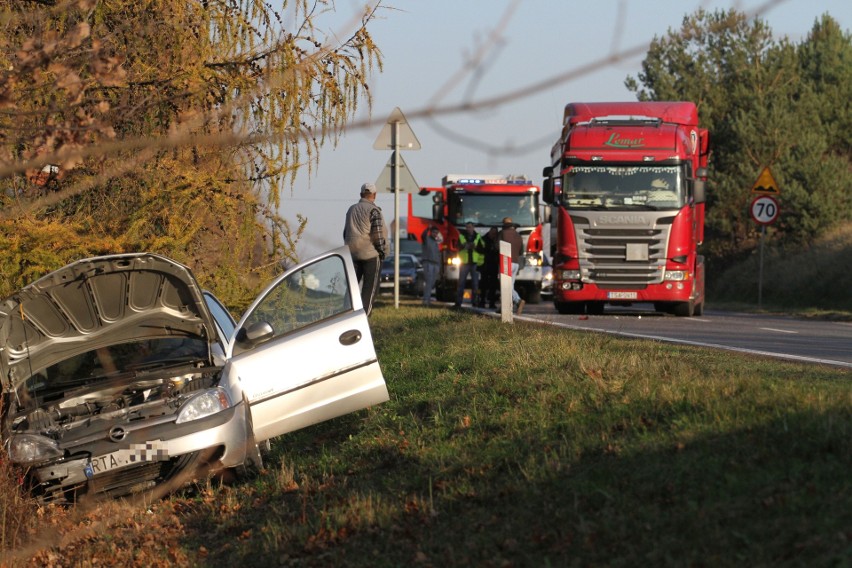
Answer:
[361, 183, 377, 194]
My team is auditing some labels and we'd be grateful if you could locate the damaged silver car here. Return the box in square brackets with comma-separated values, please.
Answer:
[0, 247, 388, 504]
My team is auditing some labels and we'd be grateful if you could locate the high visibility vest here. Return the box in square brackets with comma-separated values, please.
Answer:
[458, 232, 485, 266]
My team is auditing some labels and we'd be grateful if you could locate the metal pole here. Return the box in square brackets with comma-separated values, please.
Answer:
[758, 224, 765, 309]
[392, 122, 400, 309]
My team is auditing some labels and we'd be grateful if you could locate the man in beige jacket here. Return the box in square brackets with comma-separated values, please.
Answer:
[343, 183, 387, 316]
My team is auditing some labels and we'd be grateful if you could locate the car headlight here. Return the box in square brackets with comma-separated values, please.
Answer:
[7, 434, 63, 465]
[664, 270, 688, 281]
[449, 256, 461, 266]
[176, 388, 231, 424]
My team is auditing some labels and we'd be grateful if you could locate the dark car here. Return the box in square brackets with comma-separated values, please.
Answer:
[380, 254, 424, 296]
[396, 238, 422, 261]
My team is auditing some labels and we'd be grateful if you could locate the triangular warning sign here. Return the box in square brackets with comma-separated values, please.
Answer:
[751, 166, 780, 194]
[373, 107, 421, 150]
[374, 152, 420, 193]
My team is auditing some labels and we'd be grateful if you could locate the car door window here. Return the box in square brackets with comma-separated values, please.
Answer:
[242, 255, 352, 339]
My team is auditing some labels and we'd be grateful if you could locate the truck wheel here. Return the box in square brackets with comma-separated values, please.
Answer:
[437, 284, 455, 302]
[523, 286, 541, 305]
[672, 301, 695, 317]
[555, 301, 584, 315]
[587, 302, 605, 315]
[653, 302, 670, 313]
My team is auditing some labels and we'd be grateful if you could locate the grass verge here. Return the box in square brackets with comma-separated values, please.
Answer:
[4, 303, 851, 567]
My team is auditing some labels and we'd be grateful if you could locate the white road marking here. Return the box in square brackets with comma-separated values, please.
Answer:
[760, 327, 798, 334]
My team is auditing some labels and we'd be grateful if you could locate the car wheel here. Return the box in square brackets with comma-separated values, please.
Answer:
[234, 398, 266, 481]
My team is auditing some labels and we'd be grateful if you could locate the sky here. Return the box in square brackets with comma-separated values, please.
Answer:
[282, 0, 852, 259]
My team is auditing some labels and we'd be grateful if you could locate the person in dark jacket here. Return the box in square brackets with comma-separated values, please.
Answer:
[343, 183, 387, 316]
[498, 217, 525, 314]
[421, 226, 442, 305]
[478, 226, 500, 308]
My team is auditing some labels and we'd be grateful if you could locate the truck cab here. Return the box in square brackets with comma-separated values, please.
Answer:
[542, 102, 709, 316]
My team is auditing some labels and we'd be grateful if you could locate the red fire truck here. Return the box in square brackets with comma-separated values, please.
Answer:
[407, 174, 545, 303]
[541, 102, 709, 316]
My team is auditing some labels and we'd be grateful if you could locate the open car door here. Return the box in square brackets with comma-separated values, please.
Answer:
[223, 247, 388, 442]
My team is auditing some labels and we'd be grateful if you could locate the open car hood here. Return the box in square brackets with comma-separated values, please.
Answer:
[0, 253, 216, 392]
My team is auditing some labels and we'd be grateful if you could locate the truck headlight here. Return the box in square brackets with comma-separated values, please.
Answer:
[559, 270, 581, 280]
[664, 270, 688, 281]
[176, 388, 231, 424]
[7, 434, 63, 465]
[525, 254, 542, 267]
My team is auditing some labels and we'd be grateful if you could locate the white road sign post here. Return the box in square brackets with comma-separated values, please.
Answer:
[499, 241, 513, 323]
[373, 108, 421, 308]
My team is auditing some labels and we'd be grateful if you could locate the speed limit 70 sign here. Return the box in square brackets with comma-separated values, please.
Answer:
[750, 195, 779, 225]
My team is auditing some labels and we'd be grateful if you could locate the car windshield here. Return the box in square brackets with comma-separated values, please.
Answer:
[561, 166, 684, 210]
[382, 256, 417, 270]
[397, 239, 421, 257]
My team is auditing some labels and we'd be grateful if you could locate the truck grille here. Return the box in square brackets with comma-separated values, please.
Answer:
[573, 216, 672, 287]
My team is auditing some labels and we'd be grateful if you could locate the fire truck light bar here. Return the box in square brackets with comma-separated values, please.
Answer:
[442, 174, 531, 186]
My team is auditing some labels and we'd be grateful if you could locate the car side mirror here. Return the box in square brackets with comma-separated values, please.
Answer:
[235, 321, 274, 349]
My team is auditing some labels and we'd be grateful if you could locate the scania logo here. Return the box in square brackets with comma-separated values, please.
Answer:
[599, 215, 647, 224]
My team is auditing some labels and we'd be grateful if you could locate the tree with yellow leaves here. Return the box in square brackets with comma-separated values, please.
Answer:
[0, 0, 383, 309]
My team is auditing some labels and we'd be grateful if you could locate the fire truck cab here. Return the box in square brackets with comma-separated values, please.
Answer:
[407, 174, 545, 303]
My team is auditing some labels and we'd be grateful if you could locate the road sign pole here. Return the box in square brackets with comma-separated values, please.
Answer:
[758, 224, 765, 309]
[392, 122, 400, 309]
[372, 107, 421, 310]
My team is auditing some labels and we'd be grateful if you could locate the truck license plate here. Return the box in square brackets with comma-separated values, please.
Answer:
[607, 291, 638, 300]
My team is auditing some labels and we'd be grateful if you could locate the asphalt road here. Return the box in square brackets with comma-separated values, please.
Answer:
[479, 301, 852, 369]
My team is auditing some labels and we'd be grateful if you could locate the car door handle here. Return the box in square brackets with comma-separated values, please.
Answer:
[339, 329, 362, 346]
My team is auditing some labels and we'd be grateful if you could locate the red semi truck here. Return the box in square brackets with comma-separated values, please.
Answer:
[407, 174, 545, 303]
[541, 101, 709, 316]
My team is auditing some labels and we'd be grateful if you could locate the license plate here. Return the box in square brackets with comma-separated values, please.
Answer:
[608, 291, 638, 300]
[84, 442, 169, 478]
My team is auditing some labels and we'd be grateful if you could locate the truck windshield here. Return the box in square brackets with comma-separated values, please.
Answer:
[561, 166, 684, 210]
[448, 194, 538, 227]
